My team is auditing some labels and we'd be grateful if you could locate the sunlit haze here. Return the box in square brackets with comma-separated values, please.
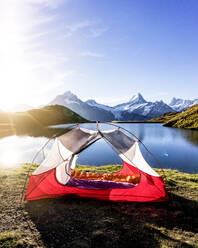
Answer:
[0, 0, 198, 110]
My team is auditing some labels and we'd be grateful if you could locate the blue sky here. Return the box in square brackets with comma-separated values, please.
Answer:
[0, 0, 197, 109]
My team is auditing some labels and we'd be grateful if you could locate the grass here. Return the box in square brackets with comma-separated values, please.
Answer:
[75, 164, 123, 173]
[164, 104, 198, 129]
[148, 112, 179, 123]
[0, 164, 197, 248]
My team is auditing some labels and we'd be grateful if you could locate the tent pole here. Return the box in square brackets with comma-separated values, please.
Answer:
[20, 123, 77, 204]
[20, 137, 53, 204]
[85, 121, 174, 205]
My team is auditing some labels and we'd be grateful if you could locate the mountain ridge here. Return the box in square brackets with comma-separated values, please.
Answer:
[49, 91, 174, 121]
[50, 91, 114, 121]
[9, 91, 198, 122]
[169, 97, 198, 111]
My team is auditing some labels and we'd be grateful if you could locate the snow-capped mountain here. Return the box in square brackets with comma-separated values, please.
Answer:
[121, 100, 174, 121]
[113, 93, 173, 120]
[129, 93, 147, 105]
[169, 97, 198, 112]
[49, 91, 114, 121]
[50, 91, 82, 106]
[49, 91, 174, 121]
[114, 93, 147, 112]
[85, 93, 173, 120]
[86, 99, 123, 119]
[86, 99, 114, 112]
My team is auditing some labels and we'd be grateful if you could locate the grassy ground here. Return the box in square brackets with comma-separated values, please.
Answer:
[148, 112, 179, 123]
[0, 164, 197, 248]
[164, 104, 198, 129]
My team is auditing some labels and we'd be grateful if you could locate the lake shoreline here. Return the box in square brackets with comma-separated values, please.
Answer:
[111, 121, 163, 123]
[0, 122, 198, 173]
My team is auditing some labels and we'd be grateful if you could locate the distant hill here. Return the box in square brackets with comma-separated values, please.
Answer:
[148, 112, 179, 123]
[164, 104, 198, 129]
[25, 105, 87, 126]
[0, 105, 87, 136]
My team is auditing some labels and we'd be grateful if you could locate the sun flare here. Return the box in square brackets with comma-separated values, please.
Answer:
[1, 150, 19, 167]
[0, 1, 37, 111]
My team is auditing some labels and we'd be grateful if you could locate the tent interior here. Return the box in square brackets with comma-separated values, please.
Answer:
[34, 127, 158, 187]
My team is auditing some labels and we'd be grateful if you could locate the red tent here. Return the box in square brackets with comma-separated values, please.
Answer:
[25, 126, 168, 202]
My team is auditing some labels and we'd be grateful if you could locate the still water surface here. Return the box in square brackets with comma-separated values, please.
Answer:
[0, 123, 197, 173]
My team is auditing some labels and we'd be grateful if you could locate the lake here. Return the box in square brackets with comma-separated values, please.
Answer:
[0, 123, 198, 173]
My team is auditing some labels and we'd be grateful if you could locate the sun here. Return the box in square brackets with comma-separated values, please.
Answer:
[1, 150, 20, 168]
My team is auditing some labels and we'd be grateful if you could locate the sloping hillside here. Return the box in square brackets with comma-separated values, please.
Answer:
[164, 104, 198, 129]
[22, 105, 87, 126]
[0, 105, 87, 136]
[148, 112, 179, 123]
